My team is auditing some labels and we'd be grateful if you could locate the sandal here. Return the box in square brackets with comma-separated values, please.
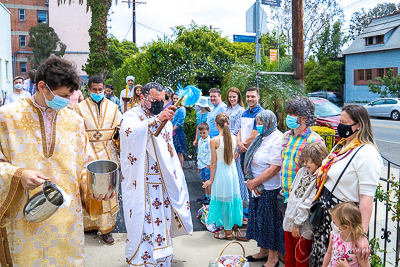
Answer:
[214, 230, 233, 240]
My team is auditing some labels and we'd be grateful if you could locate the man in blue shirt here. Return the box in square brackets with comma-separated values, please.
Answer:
[235, 87, 265, 173]
[206, 88, 227, 138]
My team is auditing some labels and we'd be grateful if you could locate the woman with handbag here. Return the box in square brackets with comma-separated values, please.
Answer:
[311, 105, 383, 267]
[244, 110, 285, 267]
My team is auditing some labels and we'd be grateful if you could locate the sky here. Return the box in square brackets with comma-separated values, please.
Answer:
[108, 0, 386, 47]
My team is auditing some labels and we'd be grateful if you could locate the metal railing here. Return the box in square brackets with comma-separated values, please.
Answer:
[372, 154, 400, 267]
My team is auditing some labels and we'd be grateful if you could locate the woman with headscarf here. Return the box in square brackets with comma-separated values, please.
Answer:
[244, 110, 285, 267]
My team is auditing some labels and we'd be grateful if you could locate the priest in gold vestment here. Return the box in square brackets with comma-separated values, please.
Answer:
[74, 76, 122, 244]
[0, 57, 111, 267]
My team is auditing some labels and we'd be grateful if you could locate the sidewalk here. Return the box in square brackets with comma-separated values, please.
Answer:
[85, 231, 285, 267]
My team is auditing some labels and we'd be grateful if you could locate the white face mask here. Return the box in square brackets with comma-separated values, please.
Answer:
[331, 221, 341, 233]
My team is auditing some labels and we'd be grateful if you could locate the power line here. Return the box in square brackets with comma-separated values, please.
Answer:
[123, 22, 133, 40]
[135, 19, 171, 36]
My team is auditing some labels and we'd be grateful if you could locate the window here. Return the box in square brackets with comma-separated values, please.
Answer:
[372, 99, 385, 105]
[37, 11, 47, 24]
[5, 61, 9, 80]
[385, 99, 397, 105]
[355, 67, 399, 85]
[19, 9, 25, 21]
[20, 62, 27, 73]
[366, 69, 372, 80]
[377, 68, 385, 79]
[366, 37, 374, 45]
[19, 36, 26, 47]
[358, 70, 364, 81]
[376, 35, 384, 44]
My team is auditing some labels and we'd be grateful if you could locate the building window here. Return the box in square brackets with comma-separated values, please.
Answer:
[376, 35, 384, 44]
[20, 62, 27, 73]
[377, 68, 385, 79]
[37, 11, 47, 24]
[19, 9, 25, 21]
[19, 36, 26, 47]
[5, 61, 9, 80]
[366, 37, 374, 45]
[355, 67, 398, 85]
[358, 69, 364, 81]
[366, 69, 372, 80]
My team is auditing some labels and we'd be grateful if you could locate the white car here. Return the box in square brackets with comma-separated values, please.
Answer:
[364, 98, 400, 120]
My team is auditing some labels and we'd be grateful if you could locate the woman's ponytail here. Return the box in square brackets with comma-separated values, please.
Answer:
[215, 113, 233, 165]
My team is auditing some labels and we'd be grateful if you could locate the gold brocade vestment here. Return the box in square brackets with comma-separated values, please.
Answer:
[74, 98, 122, 234]
[0, 98, 98, 267]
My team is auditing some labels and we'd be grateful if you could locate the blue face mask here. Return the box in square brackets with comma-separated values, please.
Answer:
[286, 115, 300, 129]
[91, 92, 105, 102]
[256, 125, 264, 135]
[44, 84, 70, 110]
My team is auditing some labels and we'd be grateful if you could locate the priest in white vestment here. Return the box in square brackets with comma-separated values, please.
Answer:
[120, 82, 193, 266]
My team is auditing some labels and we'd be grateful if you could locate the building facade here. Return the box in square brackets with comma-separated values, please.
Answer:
[0, 2, 13, 97]
[48, 1, 90, 79]
[342, 14, 400, 102]
[0, 0, 48, 77]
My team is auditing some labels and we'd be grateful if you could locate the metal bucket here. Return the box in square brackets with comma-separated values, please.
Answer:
[24, 181, 68, 223]
[86, 160, 119, 199]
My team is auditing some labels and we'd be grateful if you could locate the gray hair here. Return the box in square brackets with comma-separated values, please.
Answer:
[142, 82, 164, 97]
[285, 96, 316, 127]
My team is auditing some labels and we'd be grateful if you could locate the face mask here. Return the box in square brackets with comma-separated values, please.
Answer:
[337, 122, 358, 139]
[331, 221, 341, 234]
[14, 84, 23, 90]
[91, 92, 104, 102]
[286, 115, 300, 129]
[105, 94, 112, 99]
[128, 85, 133, 89]
[256, 125, 264, 135]
[44, 84, 71, 110]
[148, 100, 164, 115]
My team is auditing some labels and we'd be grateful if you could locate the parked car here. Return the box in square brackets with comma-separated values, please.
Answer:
[309, 97, 341, 130]
[364, 98, 400, 120]
[308, 91, 344, 107]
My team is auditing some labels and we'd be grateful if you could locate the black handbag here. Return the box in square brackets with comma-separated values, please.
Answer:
[309, 145, 364, 228]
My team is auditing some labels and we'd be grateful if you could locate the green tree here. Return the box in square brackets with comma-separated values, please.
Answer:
[107, 36, 139, 73]
[368, 69, 400, 98]
[82, 0, 112, 77]
[349, 3, 400, 40]
[313, 21, 347, 65]
[27, 23, 66, 69]
[305, 60, 343, 92]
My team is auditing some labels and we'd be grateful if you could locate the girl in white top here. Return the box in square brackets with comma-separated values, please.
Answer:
[311, 105, 383, 267]
[4, 76, 31, 105]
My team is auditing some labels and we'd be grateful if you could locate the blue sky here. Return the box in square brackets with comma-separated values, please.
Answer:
[108, 0, 385, 47]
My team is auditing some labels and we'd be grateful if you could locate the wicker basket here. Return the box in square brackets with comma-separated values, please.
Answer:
[216, 241, 250, 267]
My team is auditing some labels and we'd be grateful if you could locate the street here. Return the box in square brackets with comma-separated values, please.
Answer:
[370, 118, 400, 165]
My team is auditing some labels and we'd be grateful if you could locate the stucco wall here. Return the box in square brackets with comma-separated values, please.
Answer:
[0, 3, 13, 94]
[49, 1, 91, 77]
[345, 49, 400, 102]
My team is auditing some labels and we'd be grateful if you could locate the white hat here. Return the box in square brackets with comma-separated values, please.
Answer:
[126, 75, 135, 84]
[197, 96, 210, 108]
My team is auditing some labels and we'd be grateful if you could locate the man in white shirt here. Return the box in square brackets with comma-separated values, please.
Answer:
[119, 75, 135, 112]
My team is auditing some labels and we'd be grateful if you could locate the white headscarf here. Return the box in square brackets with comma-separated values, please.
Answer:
[126, 75, 135, 84]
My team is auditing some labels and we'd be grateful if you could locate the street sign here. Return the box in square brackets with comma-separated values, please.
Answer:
[261, 0, 281, 7]
[233, 35, 256, 43]
[246, 3, 268, 33]
[270, 49, 278, 62]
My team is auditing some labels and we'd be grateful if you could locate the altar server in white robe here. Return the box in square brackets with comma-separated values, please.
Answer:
[120, 82, 193, 266]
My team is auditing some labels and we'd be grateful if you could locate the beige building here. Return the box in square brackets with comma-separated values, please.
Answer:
[49, 1, 91, 78]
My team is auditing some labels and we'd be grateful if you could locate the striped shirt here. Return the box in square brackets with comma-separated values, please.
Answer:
[226, 104, 245, 136]
[280, 127, 324, 202]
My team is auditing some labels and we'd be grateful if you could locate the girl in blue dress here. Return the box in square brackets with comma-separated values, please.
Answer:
[203, 113, 243, 239]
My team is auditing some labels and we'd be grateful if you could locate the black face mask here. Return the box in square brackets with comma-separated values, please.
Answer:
[105, 94, 112, 99]
[148, 100, 164, 115]
[337, 122, 358, 138]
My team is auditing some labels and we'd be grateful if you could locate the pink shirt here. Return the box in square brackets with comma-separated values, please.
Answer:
[330, 231, 359, 267]
[68, 90, 84, 108]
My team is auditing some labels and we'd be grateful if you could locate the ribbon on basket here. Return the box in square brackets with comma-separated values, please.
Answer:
[216, 241, 249, 267]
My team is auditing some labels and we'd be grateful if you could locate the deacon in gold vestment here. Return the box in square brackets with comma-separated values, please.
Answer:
[0, 56, 110, 267]
[74, 76, 122, 244]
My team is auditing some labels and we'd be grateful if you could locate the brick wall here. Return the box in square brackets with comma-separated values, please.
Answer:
[0, 0, 48, 77]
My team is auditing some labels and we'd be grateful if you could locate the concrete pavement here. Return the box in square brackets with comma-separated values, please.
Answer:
[85, 231, 285, 267]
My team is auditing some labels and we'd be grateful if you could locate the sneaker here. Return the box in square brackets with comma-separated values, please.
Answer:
[197, 196, 207, 202]
[199, 198, 210, 205]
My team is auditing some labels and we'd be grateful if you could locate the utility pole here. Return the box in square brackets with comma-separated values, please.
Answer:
[122, 0, 146, 43]
[292, 0, 304, 81]
[255, 0, 261, 64]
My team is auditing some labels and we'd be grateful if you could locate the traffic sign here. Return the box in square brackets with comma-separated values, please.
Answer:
[233, 35, 256, 43]
[246, 3, 268, 33]
[261, 0, 281, 7]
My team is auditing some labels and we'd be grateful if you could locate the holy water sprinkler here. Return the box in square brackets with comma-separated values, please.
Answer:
[154, 84, 201, 137]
